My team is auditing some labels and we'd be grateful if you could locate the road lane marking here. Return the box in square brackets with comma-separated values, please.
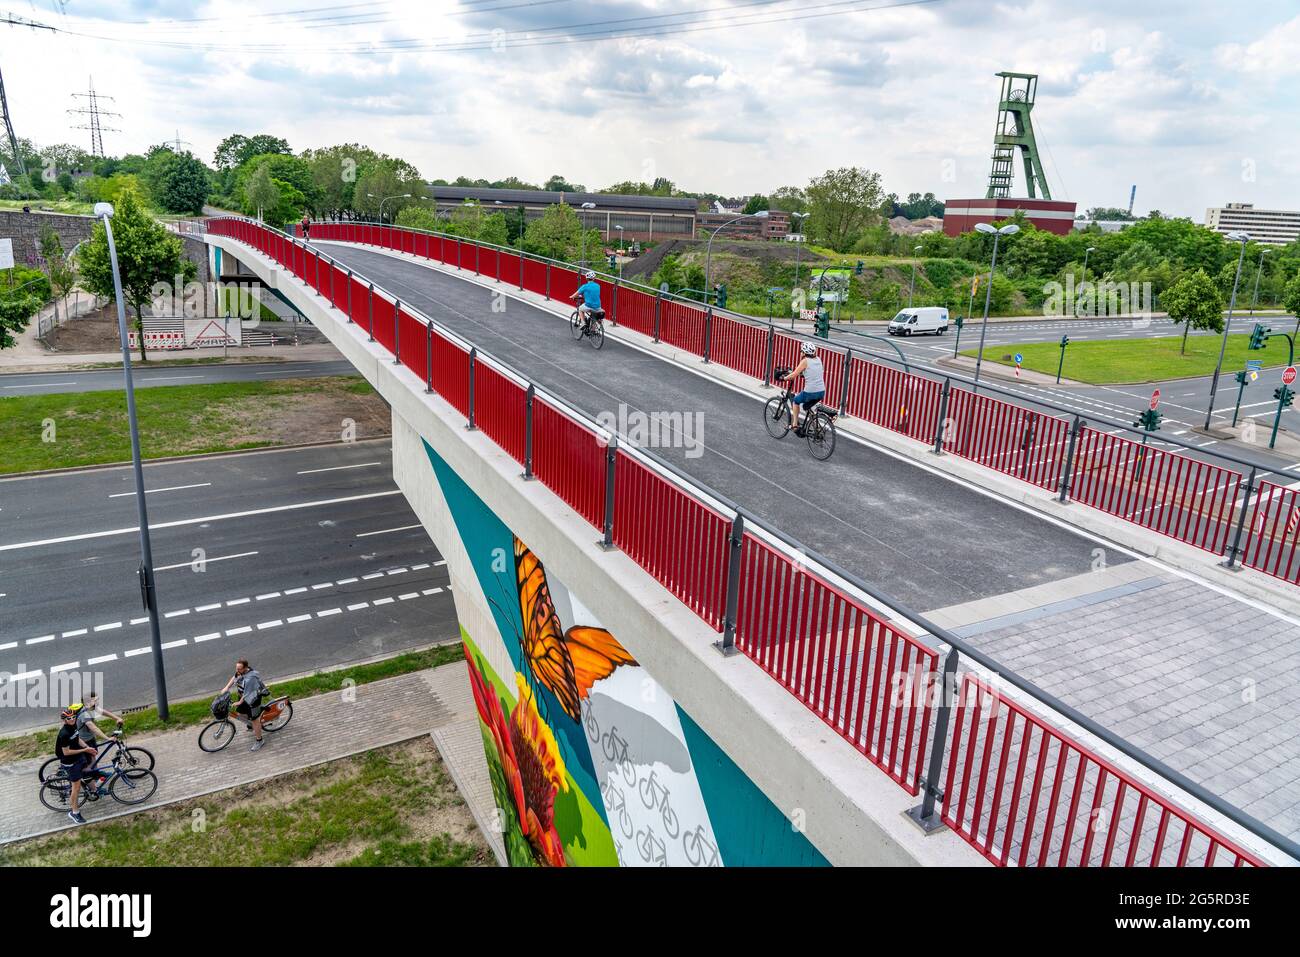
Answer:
[356, 524, 422, 537]
[283, 587, 307, 595]
[0, 490, 402, 552]
[296, 461, 381, 475]
[311, 582, 333, 590]
[2, 381, 79, 389]
[362, 572, 384, 580]
[94, 622, 122, 632]
[257, 620, 283, 630]
[226, 598, 250, 606]
[109, 483, 211, 498]
[372, 596, 394, 606]
[226, 626, 252, 636]
[256, 592, 281, 600]
[62, 629, 87, 637]
[398, 592, 419, 600]
[156, 551, 259, 572]
[336, 577, 359, 584]
[317, 607, 342, 617]
[161, 639, 187, 650]
[25, 635, 55, 645]
[124, 647, 150, 657]
[195, 603, 222, 612]
[87, 654, 118, 665]
[164, 609, 190, 619]
[347, 602, 369, 611]
[50, 661, 79, 673]
[193, 633, 221, 643]
[286, 614, 312, 623]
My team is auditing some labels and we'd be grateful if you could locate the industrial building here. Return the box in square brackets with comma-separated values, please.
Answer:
[425, 185, 698, 242]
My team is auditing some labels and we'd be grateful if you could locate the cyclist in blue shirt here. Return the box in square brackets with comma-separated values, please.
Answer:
[571, 271, 603, 330]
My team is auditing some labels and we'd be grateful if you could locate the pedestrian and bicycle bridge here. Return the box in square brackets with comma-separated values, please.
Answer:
[204, 217, 1300, 867]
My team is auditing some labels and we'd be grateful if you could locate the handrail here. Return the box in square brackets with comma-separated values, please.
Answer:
[214, 216, 1299, 862]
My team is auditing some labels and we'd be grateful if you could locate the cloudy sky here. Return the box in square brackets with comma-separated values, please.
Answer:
[4, 0, 1299, 218]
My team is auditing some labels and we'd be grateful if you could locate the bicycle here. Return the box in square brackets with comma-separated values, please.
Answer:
[38, 728, 154, 783]
[763, 367, 838, 460]
[569, 307, 605, 349]
[39, 742, 159, 812]
[198, 695, 293, 753]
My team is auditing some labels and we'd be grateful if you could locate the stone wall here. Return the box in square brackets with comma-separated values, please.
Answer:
[0, 209, 95, 266]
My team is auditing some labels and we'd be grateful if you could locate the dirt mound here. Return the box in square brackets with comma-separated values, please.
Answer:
[45, 307, 124, 353]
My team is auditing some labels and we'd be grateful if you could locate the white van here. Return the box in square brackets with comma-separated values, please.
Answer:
[887, 307, 949, 336]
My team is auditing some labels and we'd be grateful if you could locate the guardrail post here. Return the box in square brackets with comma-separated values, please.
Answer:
[518, 252, 524, 291]
[466, 348, 477, 430]
[393, 298, 401, 364]
[367, 284, 375, 341]
[715, 513, 746, 657]
[545, 263, 551, 300]
[764, 325, 775, 384]
[653, 291, 662, 343]
[315, 253, 320, 292]
[475, 243, 481, 276]
[703, 307, 713, 362]
[346, 269, 353, 322]
[1223, 466, 1257, 570]
[522, 385, 535, 480]
[611, 277, 619, 327]
[425, 324, 432, 393]
[496, 247, 502, 284]
[932, 377, 951, 454]
[906, 647, 961, 833]
[600, 436, 618, 550]
[1057, 415, 1084, 503]
[839, 349, 852, 414]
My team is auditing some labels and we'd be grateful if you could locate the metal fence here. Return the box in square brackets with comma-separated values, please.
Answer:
[206, 216, 1298, 866]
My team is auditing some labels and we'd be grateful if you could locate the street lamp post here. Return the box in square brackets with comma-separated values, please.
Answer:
[579, 201, 596, 268]
[95, 202, 170, 720]
[368, 192, 412, 224]
[706, 211, 768, 300]
[791, 211, 808, 292]
[614, 225, 624, 278]
[972, 222, 1020, 388]
[1078, 246, 1095, 317]
[1204, 231, 1250, 430]
[908, 244, 923, 308]
[1248, 247, 1271, 319]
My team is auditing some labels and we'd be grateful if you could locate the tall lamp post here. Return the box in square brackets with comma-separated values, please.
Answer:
[579, 201, 596, 268]
[972, 221, 1020, 387]
[95, 202, 170, 720]
[1078, 245, 1096, 317]
[1204, 231, 1250, 429]
[907, 244, 923, 308]
[368, 192, 411, 224]
[1248, 247, 1271, 319]
[791, 211, 809, 291]
[706, 211, 768, 298]
[614, 225, 624, 278]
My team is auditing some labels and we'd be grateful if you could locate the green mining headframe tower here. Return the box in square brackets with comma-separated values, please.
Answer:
[986, 72, 1051, 200]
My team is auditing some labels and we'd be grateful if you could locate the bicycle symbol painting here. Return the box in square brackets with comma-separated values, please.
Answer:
[638, 769, 680, 839]
[636, 824, 668, 866]
[682, 825, 721, 867]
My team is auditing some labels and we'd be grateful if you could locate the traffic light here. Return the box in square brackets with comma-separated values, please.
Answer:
[814, 308, 830, 339]
[1236, 370, 1249, 385]
[715, 284, 728, 309]
[1249, 323, 1271, 350]
[608, 254, 617, 269]
[954, 315, 964, 329]
[1133, 408, 1163, 431]
[1274, 384, 1295, 409]
[1060, 334, 1070, 348]
[854, 260, 864, 275]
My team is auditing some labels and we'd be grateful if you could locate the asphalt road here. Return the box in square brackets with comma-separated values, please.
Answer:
[0, 359, 357, 396]
[0, 440, 455, 733]
[317, 241, 1131, 615]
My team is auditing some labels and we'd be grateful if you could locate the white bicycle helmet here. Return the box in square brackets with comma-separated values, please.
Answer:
[584, 270, 596, 279]
[800, 341, 817, 356]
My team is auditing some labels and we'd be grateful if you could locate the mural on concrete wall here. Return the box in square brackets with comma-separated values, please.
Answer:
[425, 438, 828, 867]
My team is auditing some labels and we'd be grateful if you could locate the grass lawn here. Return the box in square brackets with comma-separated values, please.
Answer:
[0, 737, 491, 867]
[0, 643, 464, 764]
[964, 333, 1294, 384]
[0, 375, 387, 474]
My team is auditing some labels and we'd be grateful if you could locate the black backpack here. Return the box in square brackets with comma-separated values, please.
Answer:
[211, 691, 231, 719]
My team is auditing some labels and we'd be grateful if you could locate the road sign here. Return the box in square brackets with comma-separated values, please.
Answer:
[1014, 352, 1023, 364]
[1150, 389, 1161, 410]
[1247, 359, 1262, 371]
[0, 238, 12, 270]
[1284, 366, 1297, 386]
[1251, 370, 1260, 382]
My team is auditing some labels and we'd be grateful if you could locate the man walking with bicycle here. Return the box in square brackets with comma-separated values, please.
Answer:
[781, 341, 826, 437]
[221, 659, 269, 752]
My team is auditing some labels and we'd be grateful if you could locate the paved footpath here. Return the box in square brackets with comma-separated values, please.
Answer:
[0, 663, 472, 845]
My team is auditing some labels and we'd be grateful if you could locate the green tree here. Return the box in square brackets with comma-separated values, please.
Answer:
[236, 153, 318, 213]
[244, 164, 281, 222]
[521, 203, 594, 261]
[39, 228, 77, 325]
[742, 194, 769, 214]
[1283, 273, 1300, 325]
[353, 161, 425, 221]
[770, 185, 808, 215]
[143, 150, 211, 214]
[77, 188, 196, 362]
[543, 174, 585, 193]
[1162, 269, 1224, 355]
[214, 133, 291, 171]
[805, 166, 886, 252]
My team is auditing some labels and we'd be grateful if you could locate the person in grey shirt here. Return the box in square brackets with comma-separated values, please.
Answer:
[781, 340, 827, 436]
[221, 659, 269, 752]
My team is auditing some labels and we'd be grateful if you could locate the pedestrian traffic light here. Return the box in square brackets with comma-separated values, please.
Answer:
[1133, 408, 1163, 431]
[1249, 323, 1271, 350]
[1274, 384, 1295, 409]
[854, 260, 864, 275]
[814, 308, 830, 339]
[1236, 370, 1249, 385]
[608, 254, 617, 269]
[954, 315, 964, 329]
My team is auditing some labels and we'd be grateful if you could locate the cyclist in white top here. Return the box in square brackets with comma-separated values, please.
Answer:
[781, 341, 826, 436]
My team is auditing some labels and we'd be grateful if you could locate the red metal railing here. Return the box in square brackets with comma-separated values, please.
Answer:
[204, 217, 1282, 867]
[613, 453, 730, 631]
[947, 387, 1072, 493]
[844, 358, 942, 444]
[1069, 427, 1241, 554]
[734, 532, 937, 794]
[710, 314, 769, 380]
[616, 285, 656, 337]
[531, 401, 606, 529]
[941, 674, 1264, 867]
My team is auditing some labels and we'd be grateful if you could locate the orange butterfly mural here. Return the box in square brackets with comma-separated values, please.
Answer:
[513, 537, 636, 722]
